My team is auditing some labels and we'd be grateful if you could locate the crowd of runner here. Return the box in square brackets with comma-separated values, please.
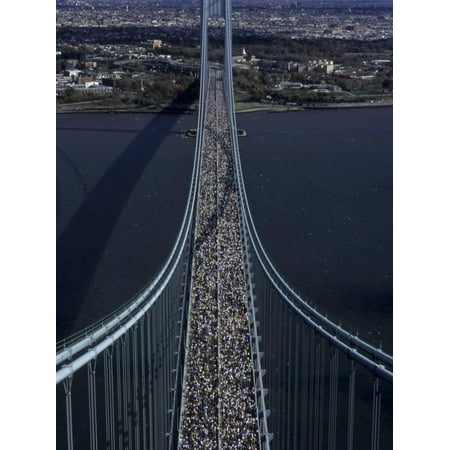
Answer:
[178, 70, 259, 449]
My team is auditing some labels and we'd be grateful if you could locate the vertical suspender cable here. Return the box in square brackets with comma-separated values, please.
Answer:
[104, 347, 116, 450]
[88, 358, 98, 450]
[156, 298, 162, 447]
[147, 311, 154, 450]
[300, 323, 309, 450]
[276, 299, 286, 448]
[168, 275, 175, 436]
[277, 300, 284, 448]
[109, 346, 116, 450]
[286, 313, 293, 448]
[327, 346, 338, 450]
[160, 296, 165, 448]
[116, 339, 123, 450]
[160, 294, 165, 447]
[313, 335, 320, 450]
[121, 336, 129, 449]
[104, 351, 111, 450]
[308, 330, 315, 450]
[376, 378, 382, 450]
[319, 338, 325, 450]
[153, 303, 159, 449]
[293, 323, 300, 450]
[371, 377, 382, 450]
[132, 326, 140, 450]
[126, 331, 133, 450]
[266, 278, 273, 427]
[163, 286, 169, 443]
[159, 292, 165, 446]
[347, 359, 356, 450]
[286, 308, 292, 448]
[272, 289, 279, 444]
[140, 318, 147, 450]
[273, 287, 279, 442]
[264, 270, 273, 447]
[165, 284, 171, 439]
[63, 376, 74, 450]
[281, 307, 292, 448]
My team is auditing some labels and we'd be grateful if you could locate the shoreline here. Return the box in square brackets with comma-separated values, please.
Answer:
[56, 98, 392, 115]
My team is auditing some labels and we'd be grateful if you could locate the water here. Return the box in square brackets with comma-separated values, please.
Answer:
[237, 107, 393, 351]
[56, 107, 392, 351]
[56, 112, 197, 340]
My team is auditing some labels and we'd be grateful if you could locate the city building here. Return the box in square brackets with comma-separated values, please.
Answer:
[151, 39, 163, 49]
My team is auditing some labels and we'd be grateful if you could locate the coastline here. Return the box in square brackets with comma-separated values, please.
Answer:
[56, 97, 392, 115]
[234, 97, 392, 113]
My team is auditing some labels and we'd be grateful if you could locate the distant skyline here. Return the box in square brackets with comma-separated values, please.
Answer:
[57, 0, 393, 5]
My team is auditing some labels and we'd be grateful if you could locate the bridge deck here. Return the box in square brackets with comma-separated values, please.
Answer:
[178, 69, 259, 449]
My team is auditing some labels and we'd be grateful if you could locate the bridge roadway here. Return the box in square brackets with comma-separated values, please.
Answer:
[178, 68, 259, 449]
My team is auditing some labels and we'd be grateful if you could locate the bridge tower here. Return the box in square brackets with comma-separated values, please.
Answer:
[199, 0, 234, 96]
[199, 0, 225, 63]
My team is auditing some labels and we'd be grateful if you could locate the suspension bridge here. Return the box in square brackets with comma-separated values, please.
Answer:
[56, 1, 393, 448]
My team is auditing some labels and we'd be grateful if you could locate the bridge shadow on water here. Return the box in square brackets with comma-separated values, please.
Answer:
[57, 83, 199, 341]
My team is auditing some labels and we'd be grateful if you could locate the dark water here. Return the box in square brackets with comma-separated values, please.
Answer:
[56, 107, 392, 351]
[237, 107, 392, 352]
[56, 112, 197, 340]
